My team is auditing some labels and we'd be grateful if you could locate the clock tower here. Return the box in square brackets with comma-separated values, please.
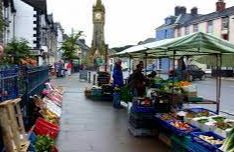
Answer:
[91, 0, 106, 56]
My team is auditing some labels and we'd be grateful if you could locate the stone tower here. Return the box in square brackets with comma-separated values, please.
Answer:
[91, 0, 106, 56]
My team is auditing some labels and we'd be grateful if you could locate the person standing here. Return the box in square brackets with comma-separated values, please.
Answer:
[128, 64, 148, 97]
[66, 61, 72, 76]
[112, 59, 124, 88]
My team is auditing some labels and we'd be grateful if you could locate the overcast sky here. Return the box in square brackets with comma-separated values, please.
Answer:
[47, 0, 234, 48]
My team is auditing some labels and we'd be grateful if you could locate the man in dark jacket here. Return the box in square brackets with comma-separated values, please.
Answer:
[128, 64, 148, 97]
[112, 59, 124, 87]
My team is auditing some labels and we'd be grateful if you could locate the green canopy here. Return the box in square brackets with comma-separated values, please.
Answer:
[113, 32, 234, 60]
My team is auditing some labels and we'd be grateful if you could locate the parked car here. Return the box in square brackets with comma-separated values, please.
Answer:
[187, 65, 206, 81]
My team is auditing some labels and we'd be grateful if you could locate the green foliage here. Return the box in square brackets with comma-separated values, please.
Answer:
[5, 39, 31, 64]
[35, 135, 55, 152]
[61, 31, 83, 60]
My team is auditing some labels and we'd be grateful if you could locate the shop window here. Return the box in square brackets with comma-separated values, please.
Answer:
[222, 17, 229, 30]
[207, 21, 213, 33]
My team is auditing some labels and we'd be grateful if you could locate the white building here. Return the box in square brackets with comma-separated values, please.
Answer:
[55, 22, 64, 61]
[2, 0, 16, 44]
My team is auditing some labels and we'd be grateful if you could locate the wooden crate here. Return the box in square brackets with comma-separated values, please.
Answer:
[0, 98, 29, 152]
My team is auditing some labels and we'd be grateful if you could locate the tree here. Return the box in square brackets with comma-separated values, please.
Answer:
[60, 31, 83, 60]
[5, 39, 31, 64]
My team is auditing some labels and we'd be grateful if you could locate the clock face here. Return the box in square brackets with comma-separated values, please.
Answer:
[95, 12, 102, 20]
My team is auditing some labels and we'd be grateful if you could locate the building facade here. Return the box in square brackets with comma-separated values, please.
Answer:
[174, 0, 234, 44]
[2, 0, 16, 44]
[155, 6, 200, 72]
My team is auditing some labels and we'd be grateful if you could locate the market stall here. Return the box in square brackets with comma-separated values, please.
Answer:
[112, 32, 234, 151]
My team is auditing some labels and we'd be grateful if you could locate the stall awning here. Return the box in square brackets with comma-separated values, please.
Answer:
[113, 32, 234, 59]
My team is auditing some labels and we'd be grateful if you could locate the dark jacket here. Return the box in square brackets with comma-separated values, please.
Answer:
[112, 64, 124, 87]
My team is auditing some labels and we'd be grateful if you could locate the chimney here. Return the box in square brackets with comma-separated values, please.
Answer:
[216, 0, 226, 12]
[175, 6, 181, 16]
[180, 7, 187, 14]
[191, 7, 198, 15]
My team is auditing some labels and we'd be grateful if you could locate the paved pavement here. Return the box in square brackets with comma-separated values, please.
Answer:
[55, 74, 169, 152]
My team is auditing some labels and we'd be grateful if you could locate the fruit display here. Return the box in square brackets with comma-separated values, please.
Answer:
[159, 113, 175, 121]
[198, 135, 224, 145]
[170, 120, 194, 131]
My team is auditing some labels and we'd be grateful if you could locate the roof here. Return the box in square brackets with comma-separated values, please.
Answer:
[76, 39, 90, 51]
[182, 6, 234, 26]
[138, 38, 156, 45]
[22, 0, 47, 13]
[156, 14, 199, 30]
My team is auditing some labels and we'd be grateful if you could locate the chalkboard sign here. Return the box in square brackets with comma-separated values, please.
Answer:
[79, 70, 88, 81]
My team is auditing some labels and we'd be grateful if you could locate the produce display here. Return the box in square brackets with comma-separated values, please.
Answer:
[212, 116, 226, 122]
[159, 113, 175, 121]
[197, 118, 209, 124]
[198, 135, 223, 145]
[220, 128, 234, 152]
[215, 122, 233, 130]
[185, 110, 210, 118]
[170, 120, 194, 131]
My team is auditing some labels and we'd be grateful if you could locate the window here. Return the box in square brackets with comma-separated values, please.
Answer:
[164, 30, 168, 38]
[207, 21, 213, 33]
[185, 26, 189, 35]
[177, 28, 181, 37]
[222, 17, 229, 30]
[193, 24, 198, 32]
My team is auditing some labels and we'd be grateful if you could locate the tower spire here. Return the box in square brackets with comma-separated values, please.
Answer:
[96, 0, 102, 6]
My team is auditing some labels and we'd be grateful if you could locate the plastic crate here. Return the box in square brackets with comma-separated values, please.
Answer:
[190, 132, 224, 152]
[131, 105, 156, 113]
[128, 124, 155, 137]
[130, 112, 154, 120]
[154, 102, 171, 113]
[129, 115, 154, 129]
[33, 117, 59, 139]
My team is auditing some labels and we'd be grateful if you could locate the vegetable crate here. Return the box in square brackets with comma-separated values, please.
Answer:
[190, 132, 224, 152]
[0, 98, 29, 152]
[33, 117, 59, 139]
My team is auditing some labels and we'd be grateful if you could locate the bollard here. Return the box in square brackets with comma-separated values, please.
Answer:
[88, 72, 91, 83]
[93, 74, 96, 85]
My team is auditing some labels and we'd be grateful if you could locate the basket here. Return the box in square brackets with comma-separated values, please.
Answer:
[33, 117, 59, 139]
[190, 131, 224, 152]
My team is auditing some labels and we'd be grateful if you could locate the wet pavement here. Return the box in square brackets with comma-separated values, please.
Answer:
[55, 74, 169, 152]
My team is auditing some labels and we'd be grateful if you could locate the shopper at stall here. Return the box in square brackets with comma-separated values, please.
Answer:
[128, 64, 148, 97]
[112, 59, 124, 88]
[169, 56, 187, 81]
